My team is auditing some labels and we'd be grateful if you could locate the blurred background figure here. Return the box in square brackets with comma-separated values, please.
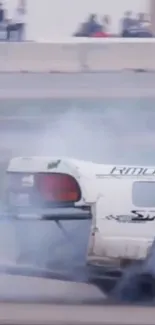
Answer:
[14, 0, 27, 40]
[127, 12, 152, 37]
[6, 0, 27, 41]
[91, 15, 111, 37]
[136, 12, 146, 27]
[0, 2, 7, 41]
[74, 13, 113, 38]
[74, 14, 101, 37]
[120, 10, 152, 38]
[74, 9, 152, 38]
[120, 11, 133, 37]
[102, 15, 111, 34]
[0, 2, 4, 23]
[101, 15, 111, 35]
[150, 0, 155, 36]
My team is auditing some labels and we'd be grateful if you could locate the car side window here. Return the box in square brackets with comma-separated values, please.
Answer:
[132, 181, 155, 208]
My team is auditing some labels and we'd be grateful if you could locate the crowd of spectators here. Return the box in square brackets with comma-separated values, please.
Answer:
[74, 12, 153, 38]
[0, 3, 152, 41]
[0, 0, 26, 41]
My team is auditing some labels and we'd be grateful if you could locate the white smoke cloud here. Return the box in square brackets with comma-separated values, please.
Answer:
[0, 102, 155, 297]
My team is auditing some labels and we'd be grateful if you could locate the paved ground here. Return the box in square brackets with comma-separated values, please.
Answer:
[0, 301, 155, 325]
[0, 274, 154, 325]
[0, 71, 154, 98]
[0, 274, 105, 302]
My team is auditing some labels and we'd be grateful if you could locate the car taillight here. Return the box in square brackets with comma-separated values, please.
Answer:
[35, 173, 81, 203]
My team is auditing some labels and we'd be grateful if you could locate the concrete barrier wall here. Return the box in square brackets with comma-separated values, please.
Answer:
[0, 39, 155, 72]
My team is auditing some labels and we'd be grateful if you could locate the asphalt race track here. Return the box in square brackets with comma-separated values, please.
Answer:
[0, 302, 155, 325]
[0, 274, 153, 325]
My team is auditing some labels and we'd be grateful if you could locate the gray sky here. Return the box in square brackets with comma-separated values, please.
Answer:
[6, 0, 149, 40]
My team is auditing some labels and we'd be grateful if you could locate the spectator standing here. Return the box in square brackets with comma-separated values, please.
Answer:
[121, 11, 133, 37]
[0, 2, 4, 23]
[6, 0, 26, 41]
[102, 15, 112, 35]
[14, 0, 26, 41]
[136, 12, 145, 29]
[0, 3, 8, 41]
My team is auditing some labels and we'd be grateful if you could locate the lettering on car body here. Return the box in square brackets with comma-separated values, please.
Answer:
[105, 210, 155, 223]
[110, 166, 155, 177]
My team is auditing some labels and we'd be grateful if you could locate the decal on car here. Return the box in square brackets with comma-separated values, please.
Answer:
[105, 210, 155, 223]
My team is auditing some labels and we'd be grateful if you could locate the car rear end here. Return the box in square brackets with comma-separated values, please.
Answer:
[2, 157, 92, 276]
[4, 157, 91, 220]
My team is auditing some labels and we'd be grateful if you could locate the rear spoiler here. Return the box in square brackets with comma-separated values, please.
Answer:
[1, 206, 92, 221]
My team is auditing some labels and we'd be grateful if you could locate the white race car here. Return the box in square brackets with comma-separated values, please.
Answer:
[3, 156, 155, 298]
